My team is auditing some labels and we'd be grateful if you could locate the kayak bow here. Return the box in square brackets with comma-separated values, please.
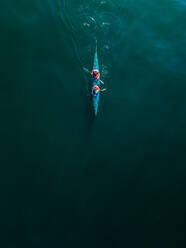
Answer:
[92, 44, 100, 116]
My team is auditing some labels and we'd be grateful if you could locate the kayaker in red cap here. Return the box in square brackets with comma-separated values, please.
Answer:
[91, 69, 99, 79]
[92, 84, 106, 96]
[91, 69, 104, 85]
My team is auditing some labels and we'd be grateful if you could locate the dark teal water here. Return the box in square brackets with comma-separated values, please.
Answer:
[1, 0, 186, 247]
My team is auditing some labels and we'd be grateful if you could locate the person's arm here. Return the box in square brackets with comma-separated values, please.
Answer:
[100, 79, 104, 85]
[101, 88, 106, 92]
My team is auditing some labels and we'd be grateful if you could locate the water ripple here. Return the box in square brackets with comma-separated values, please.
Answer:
[58, 0, 126, 79]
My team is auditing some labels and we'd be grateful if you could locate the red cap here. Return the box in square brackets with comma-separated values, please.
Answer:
[94, 85, 99, 90]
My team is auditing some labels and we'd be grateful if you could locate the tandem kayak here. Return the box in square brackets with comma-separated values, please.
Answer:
[92, 45, 100, 116]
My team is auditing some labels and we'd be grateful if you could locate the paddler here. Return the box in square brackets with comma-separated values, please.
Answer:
[91, 69, 104, 85]
[92, 85, 106, 96]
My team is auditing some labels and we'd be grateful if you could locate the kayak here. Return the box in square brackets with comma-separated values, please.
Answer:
[92, 45, 100, 116]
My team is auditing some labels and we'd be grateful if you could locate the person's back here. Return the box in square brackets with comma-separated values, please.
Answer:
[92, 85, 100, 96]
[92, 69, 100, 80]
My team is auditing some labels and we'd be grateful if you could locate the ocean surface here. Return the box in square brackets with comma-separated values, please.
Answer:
[1, 0, 186, 247]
